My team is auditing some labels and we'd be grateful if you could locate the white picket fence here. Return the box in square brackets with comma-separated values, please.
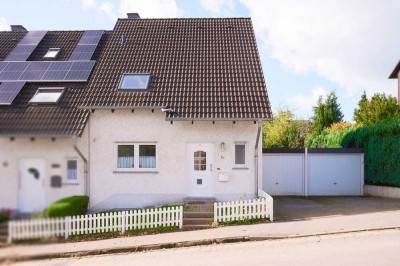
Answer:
[8, 206, 183, 243]
[214, 190, 273, 223]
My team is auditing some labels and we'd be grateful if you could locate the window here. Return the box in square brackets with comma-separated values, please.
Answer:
[118, 74, 150, 91]
[194, 151, 206, 171]
[30, 87, 64, 104]
[43, 48, 60, 60]
[116, 143, 157, 171]
[66, 159, 78, 183]
[234, 142, 247, 167]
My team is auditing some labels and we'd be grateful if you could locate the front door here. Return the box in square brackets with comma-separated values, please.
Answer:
[19, 159, 46, 213]
[187, 143, 213, 197]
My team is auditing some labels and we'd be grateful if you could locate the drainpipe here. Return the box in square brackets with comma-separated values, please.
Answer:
[255, 120, 262, 196]
[72, 136, 89, 197]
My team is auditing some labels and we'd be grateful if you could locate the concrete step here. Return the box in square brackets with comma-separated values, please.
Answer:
[184, 197, 216, 204]
[183, 224, 213, 230]
[183, 212, 213, 218]
[183, 218, 212, 225]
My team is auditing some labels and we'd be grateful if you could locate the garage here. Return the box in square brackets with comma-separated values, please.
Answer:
[262, 148, 364, 196]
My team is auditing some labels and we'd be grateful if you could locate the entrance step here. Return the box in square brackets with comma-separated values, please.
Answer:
[0, 223, 8, 243]
[183, 212, 213, 218]
[183, 217, 213, 225]
[183, 224, 213, 230]
[184, 197, 216, 204]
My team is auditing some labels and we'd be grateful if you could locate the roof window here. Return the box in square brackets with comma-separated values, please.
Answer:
[43, 48, 61, 60]
[30, 87, 64, 104]
[118, 74, 151, 91]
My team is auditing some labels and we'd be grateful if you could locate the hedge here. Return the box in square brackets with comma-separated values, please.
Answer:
[46, 195, 89, 218]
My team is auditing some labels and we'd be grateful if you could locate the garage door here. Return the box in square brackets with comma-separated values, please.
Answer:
[262, 154, 304, 195]
[308, 154, 363, 196]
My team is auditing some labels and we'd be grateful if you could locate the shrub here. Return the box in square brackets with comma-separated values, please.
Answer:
[46, 195, 89, 218]
[0, 209, 12, 223]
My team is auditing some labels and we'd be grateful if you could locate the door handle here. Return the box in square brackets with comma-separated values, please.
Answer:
[210, 164, 213, 172]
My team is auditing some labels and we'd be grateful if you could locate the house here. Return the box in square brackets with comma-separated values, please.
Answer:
[0, 14, 272, 213]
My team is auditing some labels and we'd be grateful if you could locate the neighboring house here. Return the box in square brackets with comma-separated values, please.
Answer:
[0, 14, 272, 213]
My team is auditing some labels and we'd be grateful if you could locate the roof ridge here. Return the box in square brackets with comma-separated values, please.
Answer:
[117, 17, 252, 21]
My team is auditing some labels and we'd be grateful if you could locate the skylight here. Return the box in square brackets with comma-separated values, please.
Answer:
[30, 88, 64, 104]
[118, 74, 150, 91]
[43, 48, 61, 60]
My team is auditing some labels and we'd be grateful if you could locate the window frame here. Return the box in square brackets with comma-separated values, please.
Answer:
[65, 158, 79, 184]
[114, 142, 158, 172]
[117, 73, 151, 92]
[233, 141, 247, 168]
[29, 87, 65, 105]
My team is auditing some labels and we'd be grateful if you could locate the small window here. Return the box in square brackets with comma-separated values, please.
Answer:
[67, 159, 78, 183]
[30, 88, 64, 104]
[43, 48, 60, 60]
[118, 74, 150, 91]
[234, 142, 246, 167]
[194, 151, 206, 171]
[116, 143, 157, 171]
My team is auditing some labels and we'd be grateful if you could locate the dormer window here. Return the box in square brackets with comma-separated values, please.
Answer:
[43, 48, 61, 60]
[118, 74, 150, 91]
[30, 87, 64, 104]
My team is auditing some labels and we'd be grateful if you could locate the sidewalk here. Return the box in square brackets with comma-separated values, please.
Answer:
[1, 209, 400, 262]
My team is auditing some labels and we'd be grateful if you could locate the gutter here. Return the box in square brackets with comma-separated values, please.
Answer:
[72, 136, 89, 197]
[255, 120, 262, 195]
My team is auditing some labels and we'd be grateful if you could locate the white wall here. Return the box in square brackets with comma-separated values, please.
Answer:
[88, 109, 261, 211]
[0, 129, 88, 211]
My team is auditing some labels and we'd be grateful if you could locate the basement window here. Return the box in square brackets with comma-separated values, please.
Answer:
[30, 87, 64, 104]
[43, 48, 61, 60]
[118, 74, 151, 91]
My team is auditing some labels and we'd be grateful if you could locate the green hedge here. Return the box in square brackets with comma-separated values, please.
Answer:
[46, 195, 89, 218]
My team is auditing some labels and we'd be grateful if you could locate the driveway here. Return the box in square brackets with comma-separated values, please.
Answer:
[274, 196, 400, 221]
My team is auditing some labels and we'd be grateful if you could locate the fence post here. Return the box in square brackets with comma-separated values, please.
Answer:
[213, 202, 217, 223]
[65, 216, 70, 240]
[304, 147, 308, 196]
[7, 221, 12, 243]
[122, 211, 126, 233]
[179, 206, 183, 229]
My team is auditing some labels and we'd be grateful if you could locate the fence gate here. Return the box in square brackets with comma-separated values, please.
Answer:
[262, 148, 364, 196]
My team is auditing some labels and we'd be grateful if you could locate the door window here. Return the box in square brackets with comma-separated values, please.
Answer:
[194, 151, 206, 171]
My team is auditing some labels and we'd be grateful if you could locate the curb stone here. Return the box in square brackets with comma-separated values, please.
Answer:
[1, 227, 399, 263]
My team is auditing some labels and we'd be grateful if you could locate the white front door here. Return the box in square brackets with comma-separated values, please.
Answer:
[187, 143, 213, 197]
[19, 159, 46, 213]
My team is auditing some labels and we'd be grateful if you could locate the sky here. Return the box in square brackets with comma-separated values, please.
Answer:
[1, 0, 399, 121]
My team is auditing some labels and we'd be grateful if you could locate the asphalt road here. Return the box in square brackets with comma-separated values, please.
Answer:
[12, 229, 400, 266]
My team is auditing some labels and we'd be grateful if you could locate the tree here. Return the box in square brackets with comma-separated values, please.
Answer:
[353, 91, 400, 125]
[311, 91, 344, 134]
[263, 109, 311, 148]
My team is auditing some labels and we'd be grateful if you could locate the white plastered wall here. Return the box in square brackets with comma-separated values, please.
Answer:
[0, 127, 88, 211]
[89, 109, 262, 211]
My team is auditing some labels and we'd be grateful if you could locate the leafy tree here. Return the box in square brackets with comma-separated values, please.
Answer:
[311, 91, 344, 134]
[353, 91, 400, 125]
[263, 109, 311, 148]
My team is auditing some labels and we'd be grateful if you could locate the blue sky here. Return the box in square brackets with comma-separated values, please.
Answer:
[1, 0, 399, 121]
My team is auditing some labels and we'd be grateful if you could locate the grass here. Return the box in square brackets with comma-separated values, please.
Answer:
[216, 217, 271, 226]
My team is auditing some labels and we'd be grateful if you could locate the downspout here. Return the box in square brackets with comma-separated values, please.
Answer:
[72, 136, 88, 197]
[255, 120, 262, 196]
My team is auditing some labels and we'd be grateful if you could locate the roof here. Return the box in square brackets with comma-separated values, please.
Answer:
[389, 60, 400, 79]
[0, 17, 272, 136]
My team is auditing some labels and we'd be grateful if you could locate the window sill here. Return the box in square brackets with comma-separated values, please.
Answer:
[114, 170, 159, 173]
[232, 167, 249, 170]
[63, 181, 79, 185]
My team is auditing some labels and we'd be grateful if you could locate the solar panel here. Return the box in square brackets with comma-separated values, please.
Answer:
[69, 30, 104, 61]
[0, 81, 26, 105]
[5, 31, 47, 61]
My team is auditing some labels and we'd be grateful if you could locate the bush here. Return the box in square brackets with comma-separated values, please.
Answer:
[0, 209, 12, 223]
[46, 195, 89, 218]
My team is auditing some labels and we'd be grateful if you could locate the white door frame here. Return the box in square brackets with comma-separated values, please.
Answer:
[186, 143, 214, 197]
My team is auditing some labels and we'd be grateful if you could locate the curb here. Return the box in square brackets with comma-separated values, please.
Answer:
[1, 226, 399, 263]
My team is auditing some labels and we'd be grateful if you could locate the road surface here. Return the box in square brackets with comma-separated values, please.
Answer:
[13, 229, 400, 266]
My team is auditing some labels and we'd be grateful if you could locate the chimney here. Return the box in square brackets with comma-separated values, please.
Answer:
[127, 13, 140, 19]
[10, 25, 27, 32]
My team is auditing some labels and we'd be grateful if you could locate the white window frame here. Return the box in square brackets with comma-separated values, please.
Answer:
[118, 73, 151, 92]
[43, 48, 61, 60]
[29, 87, 65, 104]
[65, 158, 79, 184]
[233, 141, 247, 168]
[115, 142, 158, 172]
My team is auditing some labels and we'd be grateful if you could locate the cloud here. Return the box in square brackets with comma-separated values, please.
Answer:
[0, 17, 7, 31]
[119, 0, 181, 18]
[81, 0, 96, 9]
[288, 86, 327, 113]
[200, 0, 235, 14]
[239, 0, 400, 96]
[99, 2, 116, 18]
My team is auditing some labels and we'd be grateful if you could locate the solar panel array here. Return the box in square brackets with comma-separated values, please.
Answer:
[0, 81, 26, 105]
[69, 30, 104, 61]
[5, 31, 47, 61]
[0, 61, 95, 82]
